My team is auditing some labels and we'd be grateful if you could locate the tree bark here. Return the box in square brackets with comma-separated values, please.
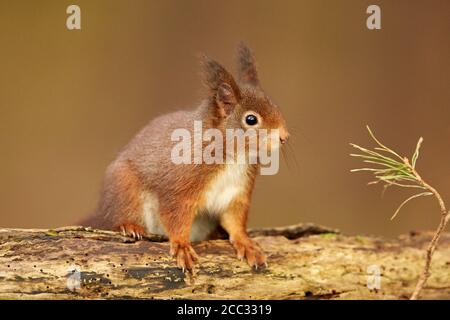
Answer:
[0, 224, 449, 299]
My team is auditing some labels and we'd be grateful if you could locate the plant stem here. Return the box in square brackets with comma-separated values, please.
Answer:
[404, 158, 450, 300]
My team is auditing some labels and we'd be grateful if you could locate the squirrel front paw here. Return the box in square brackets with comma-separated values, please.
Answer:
[170, 241, 199, 272]
[119, 223, 145, 240]
[231, 237, 267, 269]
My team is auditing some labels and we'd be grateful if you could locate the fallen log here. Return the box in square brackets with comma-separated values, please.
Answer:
[0, 224, 449, 299]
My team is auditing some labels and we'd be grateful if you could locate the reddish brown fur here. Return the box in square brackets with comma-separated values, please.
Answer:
[80, 43, 289, 271]
[79, 161, 145, 237]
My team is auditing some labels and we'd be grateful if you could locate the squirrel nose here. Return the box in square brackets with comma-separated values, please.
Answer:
[279, 127, 289, 144]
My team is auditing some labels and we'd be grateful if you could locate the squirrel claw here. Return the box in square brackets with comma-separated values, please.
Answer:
[118, 223, 145, 241]
[171, 241, 198, 272]
[231, 237, 267, 269]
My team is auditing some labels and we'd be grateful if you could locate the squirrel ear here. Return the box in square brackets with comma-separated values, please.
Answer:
[200, 54, 241, 117]
[236, 42, 260, 87]
[216, 83, 237, 117]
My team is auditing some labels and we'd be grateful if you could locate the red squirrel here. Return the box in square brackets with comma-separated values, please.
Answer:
[80, 43, 289, 271]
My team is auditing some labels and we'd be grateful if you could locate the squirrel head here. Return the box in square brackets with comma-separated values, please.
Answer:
[200, 42, 289, 145]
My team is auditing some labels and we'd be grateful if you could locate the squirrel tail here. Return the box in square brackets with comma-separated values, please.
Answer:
[76, 211, 113, 230]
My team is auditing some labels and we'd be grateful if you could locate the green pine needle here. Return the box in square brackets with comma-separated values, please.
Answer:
[350, 126, 429, 219]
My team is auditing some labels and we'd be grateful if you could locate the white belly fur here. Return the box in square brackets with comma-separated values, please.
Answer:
[202, 164, 248, 215]
[141, 191, 165, 236]
[142, 164, 248, 242]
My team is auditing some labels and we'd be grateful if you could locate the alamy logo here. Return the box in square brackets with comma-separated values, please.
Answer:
[66, 265, 81, 291]
[66, 5, 81, 30]
[171, 121, 280, 175]
[366, 5, 381, 30]
[367, 264, 381, 290]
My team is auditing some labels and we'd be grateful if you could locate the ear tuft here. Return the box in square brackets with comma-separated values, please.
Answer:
[200, 54, 240, 93]
[199, 54, 241, 117]
[236, 42, 259, 86]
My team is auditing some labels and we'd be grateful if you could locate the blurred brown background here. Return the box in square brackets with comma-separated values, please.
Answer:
[0, 0, 449, 237]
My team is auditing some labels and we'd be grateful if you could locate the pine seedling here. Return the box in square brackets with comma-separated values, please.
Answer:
[350, 125, 449, 300]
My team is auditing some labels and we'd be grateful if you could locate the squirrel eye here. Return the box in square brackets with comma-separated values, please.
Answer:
[245, 114, 258, 126]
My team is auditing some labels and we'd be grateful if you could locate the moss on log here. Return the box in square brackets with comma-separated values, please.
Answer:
[0, 224, 449, 299]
